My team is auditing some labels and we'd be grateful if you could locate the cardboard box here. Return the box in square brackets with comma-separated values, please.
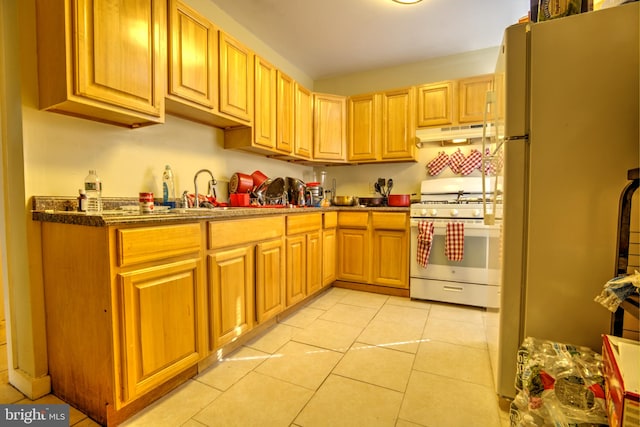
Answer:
[602, 335, 640, 427]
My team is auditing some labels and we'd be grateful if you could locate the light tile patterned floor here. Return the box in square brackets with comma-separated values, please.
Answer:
[0, 288, 511, 426]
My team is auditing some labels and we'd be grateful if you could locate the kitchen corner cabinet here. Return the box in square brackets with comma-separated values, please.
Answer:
[219, 31, 254, 123]
[207, 217, 284, 349]
[313, 93, 347, 162]
[337, 211, 409, 289]
[322, 212, 338, 286]
[347, 88, 416, 163]
[286, 214, 323, 306]
[458, 74, 494, 124]
[40, 222, 204, 425]
[35, 0, 165, 128]
[294, 83, 314, 159]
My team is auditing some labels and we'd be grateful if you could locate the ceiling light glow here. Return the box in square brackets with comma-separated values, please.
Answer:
[392, 0, 422, 4]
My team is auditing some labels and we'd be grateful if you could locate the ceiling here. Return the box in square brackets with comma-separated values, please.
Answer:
[207, 0, 530, 80]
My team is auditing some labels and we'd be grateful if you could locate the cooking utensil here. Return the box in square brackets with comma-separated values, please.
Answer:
[386, 179, 393, 196]
[229, 172, 253, 193]
[388, 194, 410, 207]
[358, 196, 384, 207]
[374, 182, 382, 195]
[251, 170, 269, 189]
[332, 195, 357, 206]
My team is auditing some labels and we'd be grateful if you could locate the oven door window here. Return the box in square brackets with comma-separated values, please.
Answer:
[429, 234, 487, 268]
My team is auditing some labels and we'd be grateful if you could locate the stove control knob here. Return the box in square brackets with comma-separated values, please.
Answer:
[450, 209, 459, 217]
[472, 209, 481, 217]
[429, 209, 438, 216]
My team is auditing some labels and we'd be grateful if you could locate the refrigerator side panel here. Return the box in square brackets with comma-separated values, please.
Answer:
[494, 23, 532, 399]
[526, 4, 639, 350]
[502, 23, 530, 140]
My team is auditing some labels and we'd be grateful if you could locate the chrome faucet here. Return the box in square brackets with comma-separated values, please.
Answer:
[193, 169, 217, 208]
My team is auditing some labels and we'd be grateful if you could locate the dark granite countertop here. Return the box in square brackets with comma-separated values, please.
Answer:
[31, 196, 409, 227]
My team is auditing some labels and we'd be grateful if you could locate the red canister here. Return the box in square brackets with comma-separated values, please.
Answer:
[139, 192, 154, 213]
[230, 173, 254, 193]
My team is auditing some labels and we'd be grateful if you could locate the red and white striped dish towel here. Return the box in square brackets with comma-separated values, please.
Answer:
[417, 221, 435, 268]
[445, 222, 465, 261]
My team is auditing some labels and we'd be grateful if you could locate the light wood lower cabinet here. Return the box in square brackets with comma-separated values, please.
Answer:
[286, 213, 323, 306]
[337, 211, 370, 283]
[208, 245, 255, 349]
[40, 222, 204, 425]
[118, 259, 201, 402]
[337, 211, 409, 289]
[207, 216, 285, 350]
[322, 212, 338, 286]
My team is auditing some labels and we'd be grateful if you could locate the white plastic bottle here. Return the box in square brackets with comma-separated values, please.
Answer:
[162, 165, 176, 208]
[84, 169, 103, 213]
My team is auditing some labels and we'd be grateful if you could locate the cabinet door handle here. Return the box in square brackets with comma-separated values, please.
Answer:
[443, 285, 463, 292]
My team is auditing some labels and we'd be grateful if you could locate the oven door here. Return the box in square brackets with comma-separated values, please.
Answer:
[409, 218, 501, 285]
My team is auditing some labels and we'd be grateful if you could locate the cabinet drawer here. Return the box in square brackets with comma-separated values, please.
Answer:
[117, 223, 201, 267]
[286, 213, 322, 235]
[323, 211, 337, 229]
[338, 212, 369, 229]
[208, 216, 284, 250]
[372, 212, 407, 230]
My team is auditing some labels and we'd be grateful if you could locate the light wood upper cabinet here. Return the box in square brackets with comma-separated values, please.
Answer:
[417, 75, 494, 128]
[416, 81, 454, 128]
[254, 56, 277, 149]
[458, 74, 494, 123]
[219, 31, 254, 123]
[276, 71, 295, 154]
[313, 93, 347, 161]
[381, 87, 416, 161]
[35, 0, 165, 128]
[348, 93, 380, 162]
[167, 0, 217, 110]
[294, 83, 314, 159]
[348, 87, 416, 162]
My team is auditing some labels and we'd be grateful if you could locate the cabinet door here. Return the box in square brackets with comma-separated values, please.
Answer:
[286, 235, 307, 306]
[458, 75, 494, 124]
[36, 0, 164, 127]
[313, 93, 347, 161]
[256, 238, 286, 323]
[348, 93, 380, 162]
[276, 71, 295, 154]
[306, 231, 323, 295]
[337, 228, 369, 283]
[372, 230, 408, 288]
[294, 83, 313, 159]
[219, 31, 253, 122]
[254, 56, 277, 149]
[381, 87, 416, 160]
[416, 81, 454, 128]
[208, 246, 254, 350]
[118, 259, 201, 402]
[168, 0, 217, 110]
[322, 228, 337, 287]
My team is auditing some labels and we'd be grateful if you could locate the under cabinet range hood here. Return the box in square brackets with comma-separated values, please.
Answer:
[415, 124, 495, 145]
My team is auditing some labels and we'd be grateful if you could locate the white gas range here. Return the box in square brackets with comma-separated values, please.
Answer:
[409, 177, 502, 308]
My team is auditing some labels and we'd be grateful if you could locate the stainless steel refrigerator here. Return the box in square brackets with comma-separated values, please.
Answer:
[485, 3, 640, 399]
